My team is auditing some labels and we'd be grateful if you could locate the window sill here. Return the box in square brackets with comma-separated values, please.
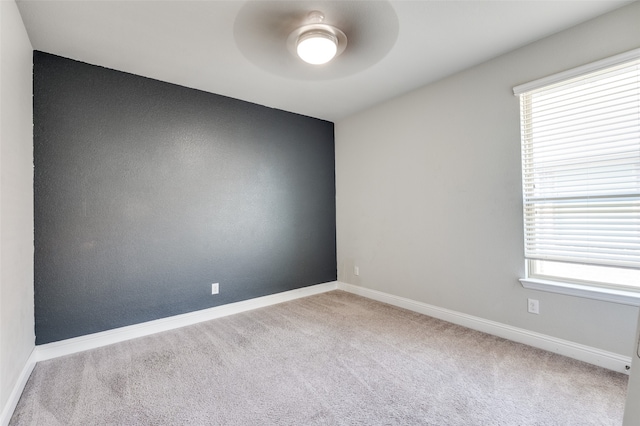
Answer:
[520, 278, 640, 307]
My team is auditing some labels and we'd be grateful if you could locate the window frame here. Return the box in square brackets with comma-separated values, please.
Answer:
[514, 48, 640, 306]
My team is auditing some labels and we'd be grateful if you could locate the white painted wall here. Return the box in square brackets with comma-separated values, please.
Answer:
[336, 2, 640, 357]
[0, 0, 34, 418]
[623, 311, 640, 425]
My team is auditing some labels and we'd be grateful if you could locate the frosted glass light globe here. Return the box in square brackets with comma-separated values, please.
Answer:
[296, 31, 338, 65]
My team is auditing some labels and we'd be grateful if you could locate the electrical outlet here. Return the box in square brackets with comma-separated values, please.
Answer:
[211, 283, 219, 295]
[354, 266, 359, 276]
[528, 298, 539, 314]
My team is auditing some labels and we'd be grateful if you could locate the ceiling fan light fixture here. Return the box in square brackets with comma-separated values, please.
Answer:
[296, 30, 338, 65]
[287, 11, 347, 66]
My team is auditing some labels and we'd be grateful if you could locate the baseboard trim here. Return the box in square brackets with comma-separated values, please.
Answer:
[1, 349, 37, 426]
[337, 282, 632, 374]
[6, 280, 629, 426]
[2, 282, 338, 424]
[34, 281, 338, 362]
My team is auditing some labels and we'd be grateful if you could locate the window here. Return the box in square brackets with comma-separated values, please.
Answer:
[513, 49, 640, 300]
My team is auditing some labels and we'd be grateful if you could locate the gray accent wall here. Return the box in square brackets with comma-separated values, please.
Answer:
[34, 51, 336, 344]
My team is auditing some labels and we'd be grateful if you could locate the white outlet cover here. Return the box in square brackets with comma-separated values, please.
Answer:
[211, 283, 219, 295]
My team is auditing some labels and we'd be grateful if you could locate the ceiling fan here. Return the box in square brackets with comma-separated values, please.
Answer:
[233, 1, 399, 81]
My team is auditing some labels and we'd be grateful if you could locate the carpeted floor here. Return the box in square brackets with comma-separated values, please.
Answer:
[11, 291, 628, 425]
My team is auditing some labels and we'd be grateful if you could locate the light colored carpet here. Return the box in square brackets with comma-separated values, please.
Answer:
[11, 291, 627, 425]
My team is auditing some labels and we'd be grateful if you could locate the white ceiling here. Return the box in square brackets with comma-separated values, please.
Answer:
[16, 0, 633, 122]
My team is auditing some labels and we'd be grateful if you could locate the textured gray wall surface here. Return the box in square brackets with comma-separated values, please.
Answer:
[33, 51, 336, 344]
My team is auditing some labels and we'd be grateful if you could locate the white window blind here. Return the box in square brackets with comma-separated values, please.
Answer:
[516, 53, 640, 271]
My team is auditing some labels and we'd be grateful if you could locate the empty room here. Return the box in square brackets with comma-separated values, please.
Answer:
[2, 0, 640, 424]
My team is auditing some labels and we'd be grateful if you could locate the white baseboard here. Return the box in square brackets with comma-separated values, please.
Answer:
[1, 349, 37, 426]
[2, 282, 338, 425]
[27, 280, 635, 373]
[34, 281, 338, 362]
[337, 282, 633, 374]
[4, 280, 630, 426]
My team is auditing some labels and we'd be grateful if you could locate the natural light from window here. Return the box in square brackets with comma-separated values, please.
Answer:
[515, 51, 640, 293]
[531, 260, 640, 290]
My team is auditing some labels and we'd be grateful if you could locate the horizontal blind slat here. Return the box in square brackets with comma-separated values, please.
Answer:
[518, 56, 640, 269]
